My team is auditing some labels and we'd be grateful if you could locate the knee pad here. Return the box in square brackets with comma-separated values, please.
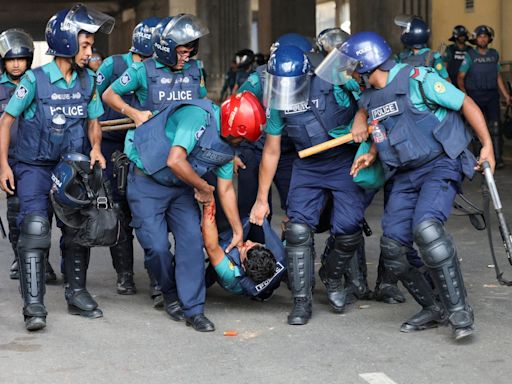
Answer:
[413, 220, 455, 268]
[380, 236, 410, 277]
[284, 222, 313, 247]
[18, 215, 51, 250]
[331, 231, 363, 253]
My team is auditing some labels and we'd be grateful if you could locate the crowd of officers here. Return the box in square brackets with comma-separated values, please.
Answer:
[0, 6, 501, 341]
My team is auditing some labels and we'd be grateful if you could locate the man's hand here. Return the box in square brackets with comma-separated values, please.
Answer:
[350, 152, 376, 178]
[249, 199, 270, 226]
[0, 164, 14, 195]
[194, 184, 215, 204]
[225, 229, 243, 253]
[90, 147, 106, 169]
[476, 144, 496, 173]
[351, 109, 370, 143]
[233, 155, 246, 175]
[133, 110, 153, 127]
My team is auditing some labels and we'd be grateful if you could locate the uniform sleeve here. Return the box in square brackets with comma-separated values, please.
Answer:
[458, 52, 471, 73]
[110, 63, 144, 96]
[432, 53, 449, 79]
[214, 161, 234, 180]
[264, 108, 284, 135]
[4, 71, 36, 118]
[496, 51, 501, 71]
[171, 106, 208, 154]
[238, 72, 263, 100]
[86, 70, 104, 120]
[95, 56, 115, 96]
[213, 256, 243, 293]
[421, 71, 465, 111]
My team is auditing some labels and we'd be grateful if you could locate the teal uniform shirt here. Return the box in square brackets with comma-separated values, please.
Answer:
[0, 72, 17, 89]
[128, 103, 233, 179]
[95, 52, 135, 96]
[213, 256, 244, 295]
[458, 48, 501, 73]
[238, 72, 263, 100]
[389, 63, 465, 120]
[265, 82, 358, 137]
[396, 48, 450, 80]
[5, 60, 103, 120]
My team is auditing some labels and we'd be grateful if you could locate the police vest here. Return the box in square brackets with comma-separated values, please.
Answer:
[16, 67, 92, 165]
[464, 48, 499, 91]
[280, 74, 357, 157]
[99, 54, 137, 142]
[141, 59, 202, 112]
[399, 49, 434, 67]
[360, 65, 473, 174]
[134, 99, 235, 187]
[0, 83, 18, 161]
[219, 218, 286, 299]
[446, 44, 469, 85]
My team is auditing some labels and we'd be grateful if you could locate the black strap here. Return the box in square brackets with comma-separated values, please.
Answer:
[417, 80, 438, 112]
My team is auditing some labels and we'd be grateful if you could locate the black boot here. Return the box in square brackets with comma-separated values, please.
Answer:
[9, 259, 19, 279]
[343, 239, 372, 304]
[64, 244, 103, 319]
[285, 223, 313, 325]
[414, 220, 474, 340]
[18, 215, 51, 331]
[374, 255, 406, 304]
[163, 294, 185, 322]
[381, 236, 446, 333]
[111, 240, 136, 295]
[45, 253, 57, 283]
[147, 268, 164, 308]
[319, 232, 362, 312]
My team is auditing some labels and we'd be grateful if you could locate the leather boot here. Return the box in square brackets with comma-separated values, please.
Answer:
[111, 240, 136, 295]
[374, 255, 406, 304]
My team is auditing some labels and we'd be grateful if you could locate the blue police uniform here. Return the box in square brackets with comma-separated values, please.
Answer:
[459, 47, 503, 166]
[126, 99, 233, 318]
[237, 65, 296, 243]
[443, 43, 470, 86]
[359, 63, 476, 334]
[212, 219, 286, 300]
[5, 59, 104, 322]
[397, 48, 449, 79]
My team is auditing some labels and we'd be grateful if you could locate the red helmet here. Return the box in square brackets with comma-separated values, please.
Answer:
[221, 91, 266, 142]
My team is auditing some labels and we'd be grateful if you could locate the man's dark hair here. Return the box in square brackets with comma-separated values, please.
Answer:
[243, 246, 277, 284]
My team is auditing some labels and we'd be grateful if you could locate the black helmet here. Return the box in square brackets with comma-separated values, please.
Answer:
[235, 49, 255, 68]
[470, 25, 494, 45]
[449, 25, 468, 42]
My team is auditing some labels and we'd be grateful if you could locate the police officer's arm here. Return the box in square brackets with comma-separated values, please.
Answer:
[497, 73, 511, 105]
[0, 112, 15, 194]
[217, 176, 243, 252]
[250, 134, 281, 226]
[201, 200, 225, 266]
[461, 96, 496, 172]
[457, 52, 471, 93]
[87, 119, 106, 169]
[167, 145, 215, 203]
[351, 109, 370, 143]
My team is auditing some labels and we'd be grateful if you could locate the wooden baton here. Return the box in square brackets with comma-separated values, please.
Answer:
[101, 123, 136, 132]
[99, 117, 133, 127]
[298, 126, 374, 159]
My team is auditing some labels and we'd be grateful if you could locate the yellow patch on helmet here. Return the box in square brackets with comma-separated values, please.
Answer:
[434, 82, 446, 93]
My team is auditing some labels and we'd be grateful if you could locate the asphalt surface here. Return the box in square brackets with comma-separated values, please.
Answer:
[1, 154, 512, 384]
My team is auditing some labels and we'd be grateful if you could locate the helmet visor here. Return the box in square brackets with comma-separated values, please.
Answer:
[0, 29, 34, 58]
[161, 14, 209, 45]
[263, 72, 311, 110]
[394, 15, 413, 30]
[315, 48, 359, 85]
[317, 29, 349, 54]
[63, 4, 115, 35]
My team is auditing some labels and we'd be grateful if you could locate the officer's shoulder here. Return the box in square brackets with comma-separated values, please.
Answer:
[130, 61, 144, 70]
[23, 69, 37, 83]
[85, 68, 97, 78]
[100, 56, 115, 68]
[408, 66, 432, 82]
[195, 59, 203, 69]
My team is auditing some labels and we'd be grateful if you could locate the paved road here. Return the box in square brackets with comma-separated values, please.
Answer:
[1, 158, 512, 384]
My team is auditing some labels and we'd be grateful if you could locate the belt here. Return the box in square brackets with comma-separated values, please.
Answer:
[131, 163, 149, 178]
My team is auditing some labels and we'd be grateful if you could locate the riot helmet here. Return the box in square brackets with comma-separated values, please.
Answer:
[263, 45, 311, 110]
[315, 31, 394, 85]
[130, 16, 162, 57]
[316, 28, 350, 56]
[394, 15, 430, 49]
[449, 25, 468, 42]
[152, 14, 209, 67]
[0, 29, 34, 73]
[470, 25, 494, 45]
[45, 3, 115, 57]
[235, 49, 255, 69]
[270, 33, 313, 54]
[221, 91, 265, 143]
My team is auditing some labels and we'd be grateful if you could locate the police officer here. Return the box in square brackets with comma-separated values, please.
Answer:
[202, 196, 286, 301]
[443, 25, 470, 86]
[250, 45, 368, 325]
[337, 31, 494, 340]
[125, 91, 264, 331]
[457, 25, 511, 169]
[0, 4, 114, 331]
[0, 29, 57, 283]
[95, 17, 161, 297]
[231, 49, 255, 95]
[395, 15, 450, 80]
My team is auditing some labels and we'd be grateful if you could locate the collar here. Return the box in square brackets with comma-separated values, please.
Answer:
[48, 59, 78, 84]
[0, 72, 17, 86]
